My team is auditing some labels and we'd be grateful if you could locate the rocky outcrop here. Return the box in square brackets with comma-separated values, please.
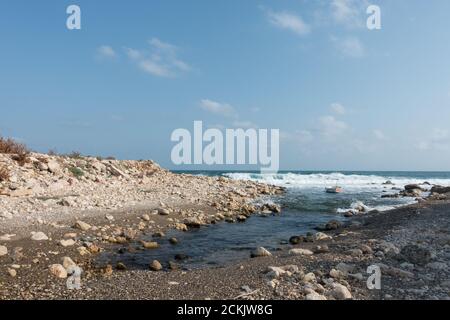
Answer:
[430, 185, 450, 194]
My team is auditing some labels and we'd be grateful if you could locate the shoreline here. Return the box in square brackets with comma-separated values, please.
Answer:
[2, 196, 449, 300]
[1, 152, 449, 300]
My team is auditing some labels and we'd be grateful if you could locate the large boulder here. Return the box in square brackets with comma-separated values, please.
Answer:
[47, 160, 61, 174]
[430, 185, 450, 194]
[404, 184, 425, 191]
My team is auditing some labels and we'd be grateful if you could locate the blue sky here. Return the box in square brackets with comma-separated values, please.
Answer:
[1, 0, 450, 171]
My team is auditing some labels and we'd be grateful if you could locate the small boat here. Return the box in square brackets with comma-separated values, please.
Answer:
[325, 186, 343, 193]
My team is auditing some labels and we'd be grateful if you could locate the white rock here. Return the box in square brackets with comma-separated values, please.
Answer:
[306, 292, 327, 300]
[0, 245, 8, 256]
[49, 264, 68, 278]
[158, 208, 170, 215]
[0, 234, 15, 241]
[47, 160, 61, 173]
[314, 232, 332, 241]
[266, 266, 286, 279]
[8, 268, 17, 277]
[74, 220, 91, 231]
[59, 239, 76, 247]
[266, 279, 279, 289]
[30, 231, 49, 241]
[77, 246, 90, 256]
[289, 248, 314, 256]
[332, 283, 352, 300]
[251, 247, 272, 258]
[329, 268, 345, 279]
[62, 257, 77, 269]
[303, 272, 316, 282]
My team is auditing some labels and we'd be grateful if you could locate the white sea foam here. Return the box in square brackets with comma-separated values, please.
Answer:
[225, 172, 450, 213]
[225, 172, 450, 192]
[336, 199, 416, 214]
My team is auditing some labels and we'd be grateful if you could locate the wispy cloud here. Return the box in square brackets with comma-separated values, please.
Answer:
[200, 99, 236, 118]
[332, 36, 365, 58]
[331, 0, 368, 28]
[124, 47, 142, 60]
[373, 129, 388, 141]
[125, 38, 191, 77]
[98, 38, 190, 78]
[265, 9, 311, 36]
[319, 115, 348, 137]
[137, 59, 173, 77]
[96, 45, 117, 59]
[330, 102, 346, 115]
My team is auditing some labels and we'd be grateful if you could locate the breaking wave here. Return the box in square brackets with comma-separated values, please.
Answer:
[224, 172, 450, 192]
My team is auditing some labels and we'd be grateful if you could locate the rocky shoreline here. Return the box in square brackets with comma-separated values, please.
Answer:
[0, 152, 284, 299]
[1, 152, 449, 300]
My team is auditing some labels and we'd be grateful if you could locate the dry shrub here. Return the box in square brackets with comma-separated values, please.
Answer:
[136, 160, 158, 176]
[0, 136, 30, 166]
[64, 151, 83, 159]
[0, 165, 10, 182]
[11, 152, 30, 166]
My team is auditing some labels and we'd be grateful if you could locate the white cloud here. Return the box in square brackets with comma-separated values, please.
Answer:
[319, 115, 348, 137]
[266, 9, 311, 36]
[123, 38, 190, 77]
[330, 102, 346, 115]
[200, 99, 236, 117]
[124, 47, 143, 60]
[332, 36, 365, 58]
[97, 45, 117, 58]
[138, 60, 172, 77]
[149, 38, 177, 52]
[331, 0, 368, 28]
[373, 129, 388, 140]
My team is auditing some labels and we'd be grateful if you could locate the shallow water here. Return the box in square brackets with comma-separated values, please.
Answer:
[98, 201, 341, 270]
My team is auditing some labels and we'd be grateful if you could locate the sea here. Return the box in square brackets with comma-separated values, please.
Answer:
[100, 171, 450, 269]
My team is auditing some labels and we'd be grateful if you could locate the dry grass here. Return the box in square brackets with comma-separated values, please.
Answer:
[63, 151, 83, 159]
[0, 136, 30, 166]
[0, 165, 10, 182]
